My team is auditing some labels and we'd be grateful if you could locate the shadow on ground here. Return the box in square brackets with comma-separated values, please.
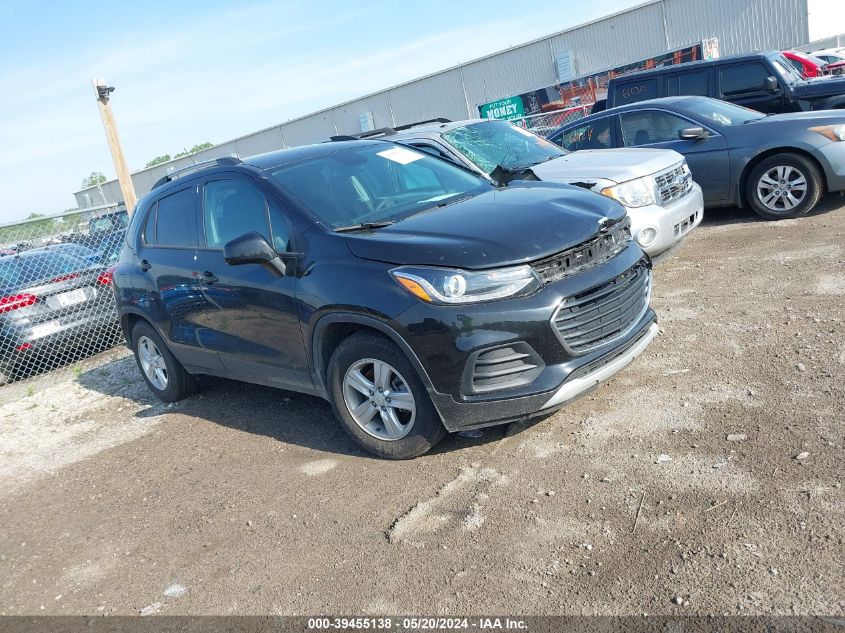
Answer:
[701, 192, 844, 227]
[76, 356, 517, 459]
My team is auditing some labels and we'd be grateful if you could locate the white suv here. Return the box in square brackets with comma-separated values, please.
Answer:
[376, 118, 703, 258]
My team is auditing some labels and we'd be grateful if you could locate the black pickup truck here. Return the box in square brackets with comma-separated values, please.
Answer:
[601, 52, 845, 114]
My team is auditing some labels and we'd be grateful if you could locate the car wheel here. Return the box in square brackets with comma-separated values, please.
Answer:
[327, 331, 446, 459]
[131, 321, 196, 402]
[746, 153, 823, 219]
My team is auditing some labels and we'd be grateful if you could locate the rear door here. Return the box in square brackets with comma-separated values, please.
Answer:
[135, 184, 223, 371]
[193, 175, 312, 391]
[618, 108, 729, 203]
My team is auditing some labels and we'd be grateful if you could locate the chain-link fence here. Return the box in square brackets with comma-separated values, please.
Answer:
[509, 105, 591, 138]
[0, 204, 127, 384]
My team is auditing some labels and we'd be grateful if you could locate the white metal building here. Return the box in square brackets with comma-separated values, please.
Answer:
[75, 0, 817, 208]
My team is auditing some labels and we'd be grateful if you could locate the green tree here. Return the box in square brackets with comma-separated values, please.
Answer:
[81, 171, 107, 188]
[145, 154, 172, 168]
[174, 142, 214, 158]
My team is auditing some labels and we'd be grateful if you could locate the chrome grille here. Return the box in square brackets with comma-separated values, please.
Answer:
[531, 218, 631, 283]
[654, 163, 693, 206]
[552, 262, 651, 353]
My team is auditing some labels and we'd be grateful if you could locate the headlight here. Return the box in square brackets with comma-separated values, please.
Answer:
[809, 125, 845, 141]
[600, 176, 656, 208]
[391, 265, 540, 304]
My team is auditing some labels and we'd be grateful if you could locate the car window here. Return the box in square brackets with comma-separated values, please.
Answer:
[719, 63, 771, 96]
[90, 217, 113, 233]
[153, 188, 196, 247]
[269, 144, 490, 229]
[143, 204, 157, 245]
[407, 143, 451, 161]
[667, 70, 709, 97]
[0, 252, 86, 290]
[620, 111, 692, 146]
[203, 179, 289, 251]
[559, 118, 614, 151]
[441, 120, 566, 174]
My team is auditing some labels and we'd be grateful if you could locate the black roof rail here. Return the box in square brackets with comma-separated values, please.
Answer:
[152, 156, 242, 190]
[393, 118, 452, 131]
[358, 127, 397, 139]
[329, 135, 359, 141]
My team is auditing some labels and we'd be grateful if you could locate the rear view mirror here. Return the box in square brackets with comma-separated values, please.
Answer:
[224, 232, 286, 274]
[765, 75, 779, 92]
[679, 126, 709, 141]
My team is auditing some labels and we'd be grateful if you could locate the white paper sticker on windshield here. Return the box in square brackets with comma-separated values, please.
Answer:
[376, 147, 424, 164]
[510, 125, 535, 137]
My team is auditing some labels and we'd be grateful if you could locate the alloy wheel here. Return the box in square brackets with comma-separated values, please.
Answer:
[342, 358, 416, 441]
[756, 165, 808, 212]
[137, 336, 168, 391]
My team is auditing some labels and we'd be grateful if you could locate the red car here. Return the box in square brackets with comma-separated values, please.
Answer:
[782, 50, 827, 78]
[826, 60, 845, 76]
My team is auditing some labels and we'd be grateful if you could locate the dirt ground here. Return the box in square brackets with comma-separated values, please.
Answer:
[1, 197, 843, 617]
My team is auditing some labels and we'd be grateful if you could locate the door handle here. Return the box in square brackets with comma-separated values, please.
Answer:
[139, 259, 151, 272]
[201, 271, 218, 284]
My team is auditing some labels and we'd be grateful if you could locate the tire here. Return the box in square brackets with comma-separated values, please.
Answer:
[130, 320, 196, 402]
[746, 153, 823, 220]
[327, 331, 446, 459]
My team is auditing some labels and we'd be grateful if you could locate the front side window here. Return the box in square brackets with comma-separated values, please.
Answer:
[150, 188, 196, 247]
[620, 111, 692, 146]
[719, 63, 770, 96]
[558, 118, 614, 151]
[203, 179, 290, 251]
[442, 120, 566, 174]
[268, 144, 489, 230]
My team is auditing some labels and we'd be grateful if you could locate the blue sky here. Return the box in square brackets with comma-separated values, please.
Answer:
[0, 0, 645, 222]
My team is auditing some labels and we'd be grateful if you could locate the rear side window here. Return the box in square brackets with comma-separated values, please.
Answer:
[667, 70, 710, 96]
[559, 118, 614, 151]
[613, 78, 659, 105]
[719, 63, 770, 96]
[150, 188, 196, 247]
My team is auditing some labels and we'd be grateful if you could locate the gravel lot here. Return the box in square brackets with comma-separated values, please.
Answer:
[1, 198, 843, 617]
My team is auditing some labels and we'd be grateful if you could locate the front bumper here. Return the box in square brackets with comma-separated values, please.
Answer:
[626, 183, 703, 258]
[391, 244, 658, 432]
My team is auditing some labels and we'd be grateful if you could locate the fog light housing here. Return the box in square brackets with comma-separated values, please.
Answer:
[636, 227, 658, 248]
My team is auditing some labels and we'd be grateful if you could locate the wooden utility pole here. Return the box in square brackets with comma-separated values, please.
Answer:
[91, 78, 137, 214]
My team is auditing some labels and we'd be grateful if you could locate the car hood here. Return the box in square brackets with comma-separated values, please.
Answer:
[343, 183, 627, 269]
[792, 75, 845, 97]
[748, 110, 845, 126]
[531, 148, 683, 185]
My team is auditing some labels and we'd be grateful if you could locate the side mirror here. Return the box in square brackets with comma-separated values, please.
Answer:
[223, 232, 286, 274]
[678, 126, 709, 141]
[765, 75, 779, 92]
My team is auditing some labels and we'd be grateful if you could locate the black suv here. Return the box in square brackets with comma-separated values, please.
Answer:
[604, 52, 845, 114]
[113, 141, 657, 458]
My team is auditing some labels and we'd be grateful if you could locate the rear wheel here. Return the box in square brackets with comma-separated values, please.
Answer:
[131, 321, 196, 402]
[327, 331, 446, 459]
[746, 153, 823, 219]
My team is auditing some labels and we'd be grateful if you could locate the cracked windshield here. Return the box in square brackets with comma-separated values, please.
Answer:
[442, 120, 566, 175]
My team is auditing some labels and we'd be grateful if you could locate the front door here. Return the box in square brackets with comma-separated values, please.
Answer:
[617, 109, 730, 204]
[194, 176, 312, 391]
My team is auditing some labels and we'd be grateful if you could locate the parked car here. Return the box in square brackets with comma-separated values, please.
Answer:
[0, 250, 119, 379]
[74, 209, 129, 253]
[825, 60, 845, 76]
[811, 48, 845, 66]
[355, 119, 703, 258]
[604, 52, 845, 113]
[548, 96, 845, 219]
[38, 242, 101, 264]
[112, 146, 658, 459]
[782, 50, 828, 78]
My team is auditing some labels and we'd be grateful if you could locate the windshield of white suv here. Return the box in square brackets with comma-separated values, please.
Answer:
[680, 98, 766, 126]
[268, 144, 491, 230]
[442, 120, 567, 175]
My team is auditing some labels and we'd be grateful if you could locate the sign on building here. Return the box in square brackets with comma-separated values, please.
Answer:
[479, 96, 525, 121]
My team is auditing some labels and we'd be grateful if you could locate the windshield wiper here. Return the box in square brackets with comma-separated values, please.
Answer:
[333, 221, 396, 233]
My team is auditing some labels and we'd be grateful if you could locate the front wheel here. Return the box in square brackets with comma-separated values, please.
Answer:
[327, 332, 446, 459]
[746, 153, 823, 220]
